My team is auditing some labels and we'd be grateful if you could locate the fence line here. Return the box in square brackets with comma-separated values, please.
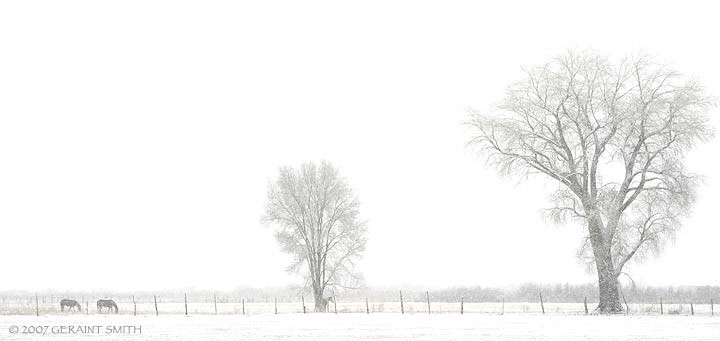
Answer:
[1, 292, 718, 317]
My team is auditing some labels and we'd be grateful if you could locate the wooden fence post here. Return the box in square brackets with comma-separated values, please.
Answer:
[86, 300, 89, 315]
[274, 297, 278, 314]
[184, 293, 188, 316]
[691, 303, 694, 316]
[333, 296, 337, 314]
[400, 290, 404, 315]
[132, 296, 137, 316]
[584, 297, 588, 315]
[502, 297, 505, 315]
[154, 295, 159, 316]
[539, 292, 545, 314]
[711, 299, 714, 317]
[460, 296, 464, 315]
[426, 291, 431, 314]
[35, 293, 39, 317]
[242, 298, 245, 315]
[366, 298, 370, 314]
[214, 294, 218, 315]
[302, 296, 306, 314]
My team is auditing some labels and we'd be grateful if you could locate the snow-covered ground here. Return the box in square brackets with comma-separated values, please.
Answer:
[1, 313, 719, 340]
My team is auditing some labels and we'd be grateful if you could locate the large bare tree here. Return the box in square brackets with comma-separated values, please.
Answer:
[467, 51, 714, 313]
[262, 161, 367, 312]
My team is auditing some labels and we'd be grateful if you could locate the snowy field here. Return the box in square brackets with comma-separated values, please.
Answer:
[1, 313, 719, 340]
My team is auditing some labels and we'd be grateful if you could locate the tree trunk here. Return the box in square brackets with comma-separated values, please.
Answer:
[313, 291, 327, 312]
[587, 211, 623, 314]
[595, 254, 623, 313]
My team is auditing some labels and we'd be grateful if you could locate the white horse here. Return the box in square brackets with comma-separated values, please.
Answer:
[323, 296, 335, 312]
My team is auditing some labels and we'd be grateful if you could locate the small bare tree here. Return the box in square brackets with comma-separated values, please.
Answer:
[467, 51, 714, 313]
[262, 161, 367, 312]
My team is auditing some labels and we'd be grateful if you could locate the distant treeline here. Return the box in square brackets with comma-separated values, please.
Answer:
[315, 283, 720, 304]
[2, 283, 719, 304]
[406, 283, 720, 304]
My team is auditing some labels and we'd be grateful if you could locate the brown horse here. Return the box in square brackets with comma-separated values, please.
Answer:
[60, 299, 82, 312]
[97, 299, 118, 314]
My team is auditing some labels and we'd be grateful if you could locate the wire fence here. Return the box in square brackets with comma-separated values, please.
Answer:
[0, 292, 716, 316]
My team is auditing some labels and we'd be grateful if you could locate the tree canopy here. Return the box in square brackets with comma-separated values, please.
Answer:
[467, 51, 714, 312]
[262, 161, 367, 311]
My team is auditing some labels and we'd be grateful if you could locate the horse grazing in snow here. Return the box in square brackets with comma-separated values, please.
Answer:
[97, 299, 118, 314]
[60, 299, 82, 312]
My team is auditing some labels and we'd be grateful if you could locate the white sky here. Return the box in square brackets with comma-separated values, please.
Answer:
[0, 0, 718, 292]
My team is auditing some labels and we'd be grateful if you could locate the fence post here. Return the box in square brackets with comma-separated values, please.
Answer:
[86, 300, 89, 315]
[214, 294, 218, 315]
[400, 290, 404, 315]
[460, 296, 464, 315]
[502, 297, 505, 315]
[35, 293, 39, 317]
[302, 296, 306, 314]
[184, 293, 188, 316]
[539, 292, 545, 314]
[333, 296, 337, 314]
[712, 299, 714, 317]
[584, 297, 588, 315]
[132, 296, 137, 316]
[366, 298, 370, 314]
[274, 297, 278, 314]
[660, 298, 663, 315]
[691, 303, 694, 316]
[242, 298, 245, 315]
[154, 295, 159, 316]
[426, 291, 431, 314]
